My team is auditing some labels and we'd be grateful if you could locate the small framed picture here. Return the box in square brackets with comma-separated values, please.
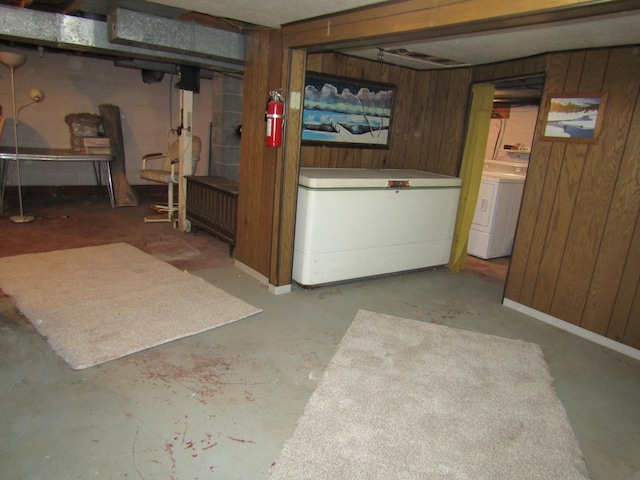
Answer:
[540, 93, 607, 143]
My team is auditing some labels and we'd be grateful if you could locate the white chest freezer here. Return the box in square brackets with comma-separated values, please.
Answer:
[292, 168, 462, 286]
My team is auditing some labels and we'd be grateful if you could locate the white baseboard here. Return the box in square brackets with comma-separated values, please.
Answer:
[503, 298, 640, 361]
[269, 283, 292, 295]
[234, 260, 291, 295]
[234, 259, 268, 284]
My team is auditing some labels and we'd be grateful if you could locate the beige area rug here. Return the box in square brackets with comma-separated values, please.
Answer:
[270, 310, 590, 480]
[0, 243, 261, 369]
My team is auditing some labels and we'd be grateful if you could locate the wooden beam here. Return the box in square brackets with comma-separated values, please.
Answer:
[98, 104, 139, 207]
[178, 89, 194, 232]
[269, 48, 306, 288]
[282, 0, 640, 50]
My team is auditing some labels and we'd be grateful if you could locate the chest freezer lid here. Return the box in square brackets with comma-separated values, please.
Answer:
[298, 168, 462, 189]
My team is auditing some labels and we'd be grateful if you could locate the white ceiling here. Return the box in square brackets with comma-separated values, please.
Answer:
[148, 0, 389, 29]
[337, 10, 640, 70]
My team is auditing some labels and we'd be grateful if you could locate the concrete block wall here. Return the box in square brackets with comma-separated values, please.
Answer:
[0, 46, 213, 186]
[210, 73, 243, 181]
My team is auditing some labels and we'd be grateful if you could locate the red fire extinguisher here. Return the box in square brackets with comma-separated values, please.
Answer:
[266, 90, 284, 147]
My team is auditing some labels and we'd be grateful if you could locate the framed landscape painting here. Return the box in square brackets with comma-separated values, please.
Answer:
[540, 93, 607, 143]
[301, 72, 395, 148]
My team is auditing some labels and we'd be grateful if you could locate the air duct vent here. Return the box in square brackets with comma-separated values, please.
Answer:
[382, 48, 468, 67]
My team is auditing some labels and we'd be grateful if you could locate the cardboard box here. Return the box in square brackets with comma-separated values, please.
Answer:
[83, 147, 112, 155]
[81, 137, 110, 148]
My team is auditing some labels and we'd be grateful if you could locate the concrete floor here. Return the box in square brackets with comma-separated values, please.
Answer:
[1, 194, 639, 479]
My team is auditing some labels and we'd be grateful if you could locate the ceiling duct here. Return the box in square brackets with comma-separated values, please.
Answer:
[381, 48, 470, 68]
[0, 4, 244, 74]
[108, 8, 244, 66]
[492, 76, 545, 105]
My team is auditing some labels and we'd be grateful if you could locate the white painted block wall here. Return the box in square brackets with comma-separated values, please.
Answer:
[485, 105, 539, 161]
[0, 47, 212, 186]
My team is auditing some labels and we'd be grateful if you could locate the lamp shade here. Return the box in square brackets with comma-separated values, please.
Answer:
[0, 51, 27, 69]
[29, 88, 45, 102]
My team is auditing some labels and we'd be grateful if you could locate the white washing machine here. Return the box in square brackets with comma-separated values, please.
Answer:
[467, 160, 527, 259]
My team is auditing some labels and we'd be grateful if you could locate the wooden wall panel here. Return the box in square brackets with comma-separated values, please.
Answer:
[529, 142, 584, 312]
[584, 104, 640, 337]
[306, 54, 323, 72]
[423, 70, 451, 172]
[522, 144, 564, 304]
[472, 55, 546, 84]
[627, 294, 640, 348]
[563, 50, 587, 87]
[403, 71, 433, 170]
[525, 52, 585, 310]
[502, 46, 640, 349]
[388, 66, 417, 168]
[300, 53, 469, 176]
[436, 69, 472, 176]
[550, 50, 635, 327]
[235, 30, 281, 277]
[574, 48, 640, 337]
[535, 50, 605, 318]
[606, 96, 640, 346]
[610, 221, 640, 346]
[269, 48, 307, 287]
[418, 71, 441, 173]
[502, 54, 563, 301]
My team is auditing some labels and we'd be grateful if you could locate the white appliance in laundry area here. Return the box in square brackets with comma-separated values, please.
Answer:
[467, 160, 528, 259]
[292, 168, 462, 286]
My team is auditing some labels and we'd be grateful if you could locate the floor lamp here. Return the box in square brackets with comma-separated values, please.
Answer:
[0, 51, 45, 224]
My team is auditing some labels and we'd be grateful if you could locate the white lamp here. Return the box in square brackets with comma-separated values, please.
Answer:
[0, 51, 45, 224]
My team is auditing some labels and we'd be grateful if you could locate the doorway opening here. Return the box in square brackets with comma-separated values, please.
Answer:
[466, 75, 544, 284]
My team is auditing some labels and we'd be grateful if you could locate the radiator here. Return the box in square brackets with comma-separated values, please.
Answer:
[185, 176, 239, 255]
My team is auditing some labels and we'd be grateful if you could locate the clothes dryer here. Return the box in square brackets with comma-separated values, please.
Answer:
[468, 161, 527, 259]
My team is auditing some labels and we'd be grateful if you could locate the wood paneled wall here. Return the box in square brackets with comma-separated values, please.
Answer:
[237, 48, 473, 279]
[235, 29, 282, 277]
[503, 47, 640, 349]
[237, 31, 640, 350]
[302, 53, 471, 177]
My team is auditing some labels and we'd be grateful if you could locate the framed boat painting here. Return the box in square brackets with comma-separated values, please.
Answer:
[301, 72, 395, 148]
[540, 93, 607, 143]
